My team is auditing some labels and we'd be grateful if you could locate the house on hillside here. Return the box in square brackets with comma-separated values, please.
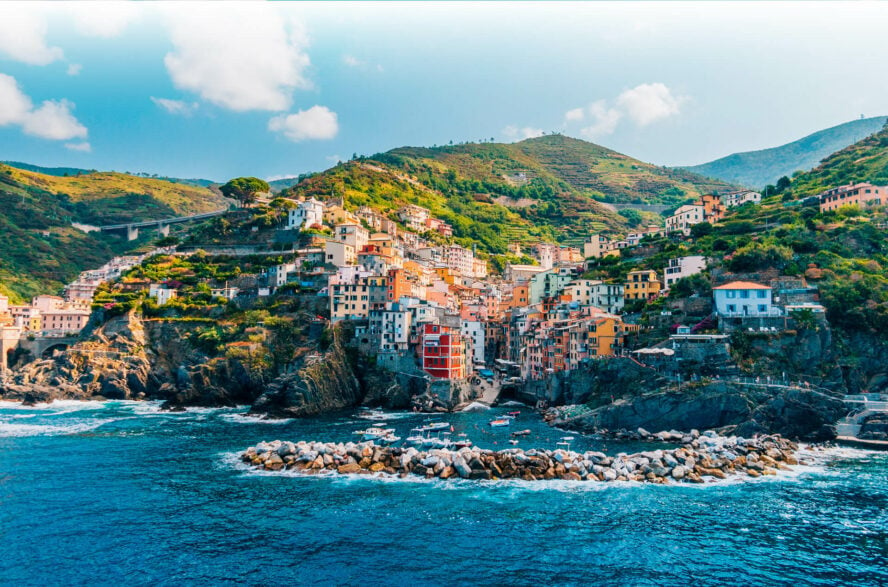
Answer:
[665, 204, 705, 235]
[818, 183, 887, 213]
[663, 255, 707, 290]
[712, 281, 777, 317]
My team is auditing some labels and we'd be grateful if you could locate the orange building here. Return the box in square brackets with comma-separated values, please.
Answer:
[699, 194, 726, 222]
[624, 270, 661, 301]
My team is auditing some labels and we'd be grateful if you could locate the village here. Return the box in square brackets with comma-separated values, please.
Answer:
[6, 181, 881, 396]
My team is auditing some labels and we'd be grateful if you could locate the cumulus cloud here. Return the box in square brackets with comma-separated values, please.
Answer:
[268, 106, 339, 142]
[65, 142, 92, 152]
[0, 8, 64, 65]
[564, 107, 585, 123]
[580, 100, 623, 139]
[22, 99, 88, 140]
[67, 64, 83, 76]
[150, 97, 199, 116]
[503, 125, 545, 140]
[0, 74, 88, 142]
[343, 55, 361, 67]
[0, 74, 33, 126]
[565, 82, 687, 139]
[162, 5, 311, 112]
[616, 82, 685, 126]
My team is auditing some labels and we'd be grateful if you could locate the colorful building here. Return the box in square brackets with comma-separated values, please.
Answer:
[421, 323, 466, 379]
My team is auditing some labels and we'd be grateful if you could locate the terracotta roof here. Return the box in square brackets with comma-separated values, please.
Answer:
[712, 281, 770, 290]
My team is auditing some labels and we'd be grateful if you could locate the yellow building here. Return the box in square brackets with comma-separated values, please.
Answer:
[624, 270, 661, 301]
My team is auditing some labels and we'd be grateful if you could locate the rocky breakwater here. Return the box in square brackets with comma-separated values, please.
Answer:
[240, 431, 802, 484]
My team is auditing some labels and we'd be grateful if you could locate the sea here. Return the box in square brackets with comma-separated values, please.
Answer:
[1, 400, 886, 586]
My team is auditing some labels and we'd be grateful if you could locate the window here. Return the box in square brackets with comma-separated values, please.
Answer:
[739, 290, 749, 299]
[757, 290, 767, 298]
[726, 290, 736, 298]
[758, 305, 767, 313]
[727, 304, 736, 313]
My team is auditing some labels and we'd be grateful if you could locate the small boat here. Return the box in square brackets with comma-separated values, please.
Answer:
[420, 421, 451, 432]
[509, 439, 520, 445]
[453, 433, 473, 449]
[377, 434, 401, 445]
[511, 429, 531, 437]
[354, 427, 395, 441]
[507, 411, 521, 418]
[488, 418, 511, 427]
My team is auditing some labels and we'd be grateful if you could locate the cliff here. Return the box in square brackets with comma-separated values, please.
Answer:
[552, 382, 846, 441]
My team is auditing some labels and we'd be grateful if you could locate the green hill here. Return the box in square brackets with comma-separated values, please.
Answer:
[683, 116, 888, 188]
[0, 163, 228, 302]
[283, 135, 735, 251]
[786, 123, 888, 198]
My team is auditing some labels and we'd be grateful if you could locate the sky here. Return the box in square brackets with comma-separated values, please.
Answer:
[0, 1, 887, 182]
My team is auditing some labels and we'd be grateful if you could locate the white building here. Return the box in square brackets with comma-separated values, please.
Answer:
[460, 319, 485, 366]
[713, 281, 778, 317]
[562, 279, 625, 314]
[149, 284, 177, 306]
[666, 204, 705, 235]
[398, 205, 431, 231]
[287, 198, 325, 230]
[336, 223, 370, 251]
[663, 255, 707, 289]
[266, 263, 296, 287]
[720, 190, 761, 208]
[381, 303, 413, 351]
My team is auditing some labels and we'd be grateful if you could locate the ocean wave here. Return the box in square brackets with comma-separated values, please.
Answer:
[0, 418, 118, 438]
[0, 399, 108, 411]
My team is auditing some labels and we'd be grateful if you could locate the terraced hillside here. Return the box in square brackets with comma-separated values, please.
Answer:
[0, 163, 228, 301]
[284, 135, 736, 251]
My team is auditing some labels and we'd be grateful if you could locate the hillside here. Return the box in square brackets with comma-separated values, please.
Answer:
[786, 123, 888, 197]
[683, 116, 888, 188]
[0, 163, 228, 301]
[283, 135, 735, 251]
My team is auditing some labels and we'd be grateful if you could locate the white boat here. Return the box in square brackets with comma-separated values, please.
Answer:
[354, 427, 395, 441]
[488, 418, 511, 427]
[357, 408, 388, 421]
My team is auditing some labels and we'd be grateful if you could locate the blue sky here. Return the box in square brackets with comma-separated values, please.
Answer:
[1, 2, 887, 182]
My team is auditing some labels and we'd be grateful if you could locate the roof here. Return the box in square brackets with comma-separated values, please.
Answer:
[713, 281, 770, 290]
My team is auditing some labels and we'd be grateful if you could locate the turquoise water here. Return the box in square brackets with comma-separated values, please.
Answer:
[1, 400, 886, 586]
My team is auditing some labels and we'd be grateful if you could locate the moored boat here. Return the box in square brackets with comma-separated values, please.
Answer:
[488, 418, 511, 427]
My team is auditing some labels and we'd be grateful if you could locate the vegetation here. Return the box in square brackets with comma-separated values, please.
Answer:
[0, 163, 227, 301]
[220, 177, 270, 207]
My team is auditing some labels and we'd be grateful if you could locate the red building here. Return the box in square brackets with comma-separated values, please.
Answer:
[421, 323, 466, 379]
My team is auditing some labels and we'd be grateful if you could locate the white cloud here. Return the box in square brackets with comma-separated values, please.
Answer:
[71, 3, 139, 38]
[150, 97, 199, 116]
[343, 54, 361, 67]
[266, 174, 300, 182]
[564, 107, 585, 122]
[67, 64, 83, 76]
[503, 125, 544, 140]
[268, 106, 339, 142]
[22, 99, 88, 140]
[580, 100, 623, 139]
[0, 74, 33, 126]
[326, 154, 343, 164]
[565, 82, 687, 139]
[616, 82, 686, 126]
[0, 8, 64, 65]
[65, 141, 91, 152]
[162, 5, 311, 112]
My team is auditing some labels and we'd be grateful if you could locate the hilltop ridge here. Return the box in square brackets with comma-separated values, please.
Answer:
[683, 116, 888, 188]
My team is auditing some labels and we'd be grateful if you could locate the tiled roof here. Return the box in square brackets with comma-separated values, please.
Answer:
[712, 281, 770, 290]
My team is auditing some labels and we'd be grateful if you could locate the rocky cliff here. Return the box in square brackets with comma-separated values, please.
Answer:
[552, 382, 846, 441]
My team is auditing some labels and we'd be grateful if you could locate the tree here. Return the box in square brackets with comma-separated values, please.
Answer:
[690, 221, 713, 239]
[219, 177, 270, 207]
[619, 209, 643, 227]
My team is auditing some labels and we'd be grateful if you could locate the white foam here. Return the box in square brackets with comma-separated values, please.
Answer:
[219, 413, 294, 425]
[461, 402, 491, 412]
[0, 399, 107, 411]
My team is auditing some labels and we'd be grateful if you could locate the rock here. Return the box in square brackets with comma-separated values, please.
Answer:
[453, 456, 472, 479]
[671, 466, 686, 480]
[264, 453, 284, 470]
[337, 463, 361, 474]
[369, 462, 385, 472]
[603, 469, 617, 481]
